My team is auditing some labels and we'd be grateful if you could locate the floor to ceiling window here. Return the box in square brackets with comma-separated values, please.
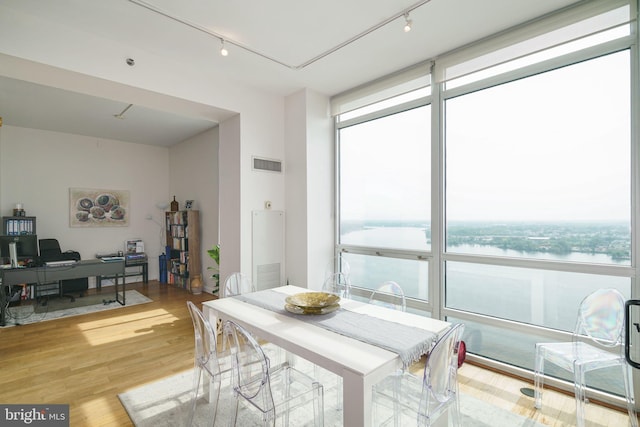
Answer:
[333, 0, 635, 399]
[444, 49, 631, 368]
[338, 104, 431, 303]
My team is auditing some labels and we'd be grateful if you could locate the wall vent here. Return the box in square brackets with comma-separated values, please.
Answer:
[253, 156, 282, 173]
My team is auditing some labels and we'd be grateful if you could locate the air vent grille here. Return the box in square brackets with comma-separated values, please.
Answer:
[253, 157, 282, 173]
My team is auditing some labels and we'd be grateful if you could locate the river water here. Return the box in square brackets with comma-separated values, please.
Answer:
[340, 226, 631, 394]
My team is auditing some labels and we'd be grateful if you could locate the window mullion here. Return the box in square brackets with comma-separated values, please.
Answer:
[431, 65, 444, 321]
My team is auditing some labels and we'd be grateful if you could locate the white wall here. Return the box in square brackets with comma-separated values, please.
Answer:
[305, 91, 334, 289]
[238, 100, 286, 281]
[285, 89, 334, 290]
[0, 124, 221, 289]
[218, 115, 242, 288]
[0, 124, 170, 286]
[168, 127, 219, 292]
[0, 7, 322, 292]
[0, 42, 287, 294]
[284, 91, 308, 287]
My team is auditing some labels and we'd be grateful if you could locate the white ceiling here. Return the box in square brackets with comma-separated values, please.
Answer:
[0, 0, 582, 146]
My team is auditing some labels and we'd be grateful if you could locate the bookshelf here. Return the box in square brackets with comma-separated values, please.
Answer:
[3, 216, 36, 235]
[165, 210, 201, 292]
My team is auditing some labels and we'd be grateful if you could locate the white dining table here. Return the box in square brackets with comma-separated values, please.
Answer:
[203, 285, 451, 426]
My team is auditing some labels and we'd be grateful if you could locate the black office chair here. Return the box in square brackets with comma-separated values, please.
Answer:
[39, 238, 65, 263]
[38, 239, 88, 302]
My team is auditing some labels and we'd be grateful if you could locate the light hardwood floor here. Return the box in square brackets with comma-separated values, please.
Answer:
[0, 281, 633, 426]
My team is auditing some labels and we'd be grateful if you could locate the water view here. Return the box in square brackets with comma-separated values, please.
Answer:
[340, 220, 631, 324]
[341, 220, 631, 264]
[339, 220, 632, 395]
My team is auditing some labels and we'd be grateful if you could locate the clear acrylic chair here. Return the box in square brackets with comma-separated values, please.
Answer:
[186, 301, 228, 427]
[324, 254, 351, 282]
[369, 281, 407, 312]
[534, 288, 638, 427]
[317, 271, 351, 410]
[322, 272, 351, 299]
[220, 272, 284, 362]
[318, 271, 351, 411]
[223, 320, 324, 427]
[314, 274, 351, 409]
[222, 272, 256, 298]
[372, 323, 465, 426]
[217, 272, 255, 335]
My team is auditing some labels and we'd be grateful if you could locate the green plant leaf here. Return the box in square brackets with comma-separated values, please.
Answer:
[207, 244, 220, 265]
[207, 244, 221, 285]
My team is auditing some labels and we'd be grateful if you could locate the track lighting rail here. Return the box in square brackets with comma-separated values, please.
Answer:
[128, 0, 432, 69]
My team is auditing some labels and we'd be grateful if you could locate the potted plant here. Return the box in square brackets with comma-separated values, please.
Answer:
[207, 244, 220, 295]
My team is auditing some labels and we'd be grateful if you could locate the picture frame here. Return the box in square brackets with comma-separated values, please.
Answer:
[69, 188, 130, 227]
[185, 200, 194, 209]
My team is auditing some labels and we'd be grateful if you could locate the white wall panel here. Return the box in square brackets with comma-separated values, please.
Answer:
[252, 210, 284, 290]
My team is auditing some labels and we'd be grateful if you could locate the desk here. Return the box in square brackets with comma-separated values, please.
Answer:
[96, 257, 148, 289]
[203, 285, 450, 426]
[0, 259, 125, 326]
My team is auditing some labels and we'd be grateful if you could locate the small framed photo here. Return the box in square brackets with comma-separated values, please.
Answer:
[185, 200, 194, 209]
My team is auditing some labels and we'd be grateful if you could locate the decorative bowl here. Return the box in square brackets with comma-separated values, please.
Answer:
[285, 292, 340, 308]
[285, 303, 340, 315]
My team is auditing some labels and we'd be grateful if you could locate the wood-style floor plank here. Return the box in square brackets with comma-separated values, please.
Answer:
[0, 282, 209, 426]
[0, 281, 633, 426]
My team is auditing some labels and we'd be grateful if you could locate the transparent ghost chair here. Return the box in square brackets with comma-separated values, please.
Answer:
[318, 271, 354, 409]
[207, 273, 254, 337]
[324, 254, 351, 282]
[223, 320, 324, 427]
[317, 272, 351, 409]
[534, 288, 638, 427]
[222, 272, 284, 364]
[322, 272, 351, 299]
[372, 323, 465, 427]
[368, 281, 407, 312]
[222, 272, 256, 298]
[186, 301, 230, 427]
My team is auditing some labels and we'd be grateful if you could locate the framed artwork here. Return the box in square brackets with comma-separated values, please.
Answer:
[69, 188, 130, 227]
[185, 200, 194, 209]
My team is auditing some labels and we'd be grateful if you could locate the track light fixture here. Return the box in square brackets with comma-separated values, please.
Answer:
[114, 104, 133, 119]
[129, 0, 434, 69]
[403, 13, 412, 32]
[220, 39, 229, 56]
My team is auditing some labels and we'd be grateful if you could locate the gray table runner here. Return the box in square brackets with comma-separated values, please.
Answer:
[233, 289, 438, 369]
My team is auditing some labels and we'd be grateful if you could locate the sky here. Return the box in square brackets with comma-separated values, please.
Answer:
[340, 49, 630, 223]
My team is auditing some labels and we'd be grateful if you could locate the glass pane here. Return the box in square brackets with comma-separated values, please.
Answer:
[339, 105, 431, 251]
[342, 252, 428, 301]
[445, 51, 631, 264]
[450, 316, 628, 398]
[445, 261, 631, 331]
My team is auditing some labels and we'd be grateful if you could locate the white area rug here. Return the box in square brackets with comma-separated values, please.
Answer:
[3, 290, 152, 327]
[119, 357, 546, 427]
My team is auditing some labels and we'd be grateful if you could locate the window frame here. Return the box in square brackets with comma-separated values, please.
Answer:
[439, 41, 636, 325]
[333, 0, 638, 403]
[336, 95, 435, 312]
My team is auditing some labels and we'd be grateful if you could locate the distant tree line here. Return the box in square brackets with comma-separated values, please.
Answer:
[446, 221, 630, 260]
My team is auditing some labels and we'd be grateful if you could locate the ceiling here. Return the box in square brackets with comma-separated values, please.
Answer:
[0, 0, 582, 146]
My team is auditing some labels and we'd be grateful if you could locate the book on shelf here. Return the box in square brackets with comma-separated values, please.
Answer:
[171, 226, 185, 238]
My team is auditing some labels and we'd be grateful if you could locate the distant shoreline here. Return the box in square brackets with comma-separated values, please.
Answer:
[341, 220, 631, 261]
